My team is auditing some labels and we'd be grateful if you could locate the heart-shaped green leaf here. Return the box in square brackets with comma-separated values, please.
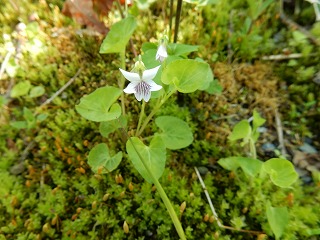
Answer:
[99, 16, 137, 54]
[161, 59, 213, 93]
[155, 116, 193, 150]
[75, 86, 122, 122]
[263, 158, 298, 188]
[126, 136, 166, 183]
[266, 201, 289, 240]
[88, 143, 122, 173]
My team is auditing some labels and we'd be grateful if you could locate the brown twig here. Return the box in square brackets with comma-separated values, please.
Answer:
[0, 51, 13, 81]
[261, 53, 317, 60]
[279, 0, 320, 46]
[194, 167, 264, 236]
[40, 68, 82, 108]
[275, 110, 288, 158]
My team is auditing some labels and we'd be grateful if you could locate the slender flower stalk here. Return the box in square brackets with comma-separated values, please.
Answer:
[119, 50, 126, 115]
[127, 137, 186, 240]
[136, 100, 146, 136]
[136, 89, 176, 137]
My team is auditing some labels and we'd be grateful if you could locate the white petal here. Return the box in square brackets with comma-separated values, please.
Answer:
[146, 80, 162, 92]
[143, 91, 151, 102]
[119, 68, 141, 83]
[142, 66, 160, 81]
[156, 44, 168, 62]
[134, 88, 151, 102]
[123, 83, 137, 94]
[134, 92, 143, 101]
[157, 45, 168, 57]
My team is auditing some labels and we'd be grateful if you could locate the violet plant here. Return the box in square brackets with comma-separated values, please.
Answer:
[75, 14, 218, 239]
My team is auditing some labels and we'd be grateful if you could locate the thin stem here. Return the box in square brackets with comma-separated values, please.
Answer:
[136, 100, 146, 136]
[136, 89, 176, 137]
[174, 0, 183, 43]
[249, 138, 257, 159]
[127, 137, 186, 240]
[120, 50, 126, 115]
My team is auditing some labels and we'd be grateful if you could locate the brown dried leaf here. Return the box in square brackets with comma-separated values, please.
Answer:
[93, 0, 114, 16]
[62, 0, 109, 34]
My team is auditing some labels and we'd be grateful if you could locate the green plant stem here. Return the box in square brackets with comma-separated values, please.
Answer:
[120, 50, 126, 115]
[136, 100, 146, 136]
[127, 137, 186, 240]
[136, 89, 176, 137]
[249, 138, 257, 159]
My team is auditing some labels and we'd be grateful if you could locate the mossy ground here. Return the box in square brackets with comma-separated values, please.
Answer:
[1, 0, 320, 239]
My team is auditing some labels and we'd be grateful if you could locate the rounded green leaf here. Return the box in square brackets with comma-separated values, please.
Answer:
[99, 16, 137, 54]
[218, 157, 262, 177]
[126, 136, 166, 183]
[228, 120, 251, 141]
[161, 59, 213, 93]
[29, 86, 45, 98]
[263, 158, 298, 188]
[10, 81, 31, 98]
[155, 116, 193, 150]
[75, 86, 122, 122]
[88, 143, 122, 173]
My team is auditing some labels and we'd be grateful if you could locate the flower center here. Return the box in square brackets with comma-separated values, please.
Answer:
[135, 81, 151, 96]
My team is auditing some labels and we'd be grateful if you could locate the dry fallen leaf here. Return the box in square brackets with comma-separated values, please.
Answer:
[62, 0, 109, 34]
[93, 0, 114, 16]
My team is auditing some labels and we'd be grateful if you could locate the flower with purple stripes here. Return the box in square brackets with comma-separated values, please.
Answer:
[120, 63, 162, 102]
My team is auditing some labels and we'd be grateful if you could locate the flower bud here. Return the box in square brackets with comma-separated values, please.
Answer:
[42, 223, 50, 233]
[123, 221, 129, 234]
[203, 213, 209, 222]
[180, 201, 186, 214]
[128, 182, 134, 191]
[103, 193, 110, 201]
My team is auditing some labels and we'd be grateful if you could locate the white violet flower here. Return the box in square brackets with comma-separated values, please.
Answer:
[156, 41, 168, 62]
[120, 60, 162, 102]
